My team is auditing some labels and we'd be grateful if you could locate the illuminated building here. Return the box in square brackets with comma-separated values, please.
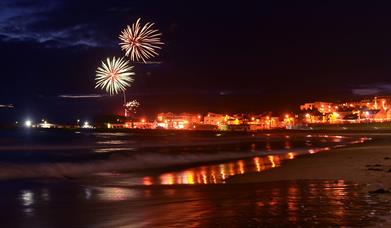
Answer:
[300, 102, 338, 114]
[225, 115, 243, 125]
[132, 120, 154, 129]
[156, 112, 202, 129]
[300, 95, 391, 124]
[203, 113, 226, 126]
[82, 122, 94, 129]
[37, 120, 56, 128]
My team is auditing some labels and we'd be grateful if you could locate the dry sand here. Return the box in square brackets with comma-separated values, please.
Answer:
[228, 135, 391, 194]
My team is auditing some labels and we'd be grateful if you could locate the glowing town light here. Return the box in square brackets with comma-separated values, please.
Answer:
[82, 122, 93, 129]
[25, 120, 32, 127]
[39, 121, 52, 128]
[141, 119, 145, 123]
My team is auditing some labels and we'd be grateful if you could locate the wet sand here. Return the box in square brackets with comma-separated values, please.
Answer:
[0, 180, 389, 227]
[228, 135, 391, 194]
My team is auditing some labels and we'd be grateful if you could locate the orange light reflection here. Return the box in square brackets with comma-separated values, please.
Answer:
[268, 155, 276, 168]
[156, 152, 294, 185]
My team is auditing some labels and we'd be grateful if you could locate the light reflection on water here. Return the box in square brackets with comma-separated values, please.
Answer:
[96, 140, 130, 145]
[153, 154, 285, 185]
[141, 151, 304, 186]
[134, 136, 370, 186]
[94, 147, 136, 153]
[95, 187, 139, 201]
[20, 190, 34, 207]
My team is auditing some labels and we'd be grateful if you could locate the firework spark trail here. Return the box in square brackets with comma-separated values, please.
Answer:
[95, 57, 135, 95]
[119, 18, 163, 62]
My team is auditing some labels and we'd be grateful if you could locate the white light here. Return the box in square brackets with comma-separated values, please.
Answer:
[82, 121, 93, 129]
[25, 120, 32, 127]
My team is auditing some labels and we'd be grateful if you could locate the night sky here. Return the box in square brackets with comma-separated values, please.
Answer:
[1, 0, 391, 123]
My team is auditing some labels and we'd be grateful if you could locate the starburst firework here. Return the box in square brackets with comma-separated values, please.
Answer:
[95, 57, 134, 95]
[119, 18, 163, 62]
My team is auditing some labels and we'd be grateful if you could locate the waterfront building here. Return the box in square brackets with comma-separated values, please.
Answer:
[156, 112, 202, 129]
[203, 113, 226, 126]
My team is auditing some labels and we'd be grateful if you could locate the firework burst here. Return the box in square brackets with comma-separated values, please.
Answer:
[125, 100, 140, 113]
[95, 57, 135, 95]
[119, 18, 163, 62]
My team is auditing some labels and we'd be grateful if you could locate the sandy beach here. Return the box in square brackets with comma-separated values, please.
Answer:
[1, 131, 391, 227]
[228, 134, 391, 194]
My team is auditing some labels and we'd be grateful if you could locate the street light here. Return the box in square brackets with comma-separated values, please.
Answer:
[25, 120, 32, 127]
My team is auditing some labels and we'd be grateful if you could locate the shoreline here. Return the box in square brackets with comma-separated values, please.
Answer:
[227, 135, 391, 194]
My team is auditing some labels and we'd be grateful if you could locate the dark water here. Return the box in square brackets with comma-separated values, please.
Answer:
[0, 129, 368, 182]
[0, 129, 388, 227]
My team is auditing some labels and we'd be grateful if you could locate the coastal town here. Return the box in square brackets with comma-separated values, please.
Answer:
[107, 95, 391, 130]
[24, 95, 391, 131]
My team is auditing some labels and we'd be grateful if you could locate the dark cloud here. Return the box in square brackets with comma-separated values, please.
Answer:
[58, 94, 106, 99]
[352, 84, 391, 96]
[0, 104, 14, 108]
[0, 0, 110, 48]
